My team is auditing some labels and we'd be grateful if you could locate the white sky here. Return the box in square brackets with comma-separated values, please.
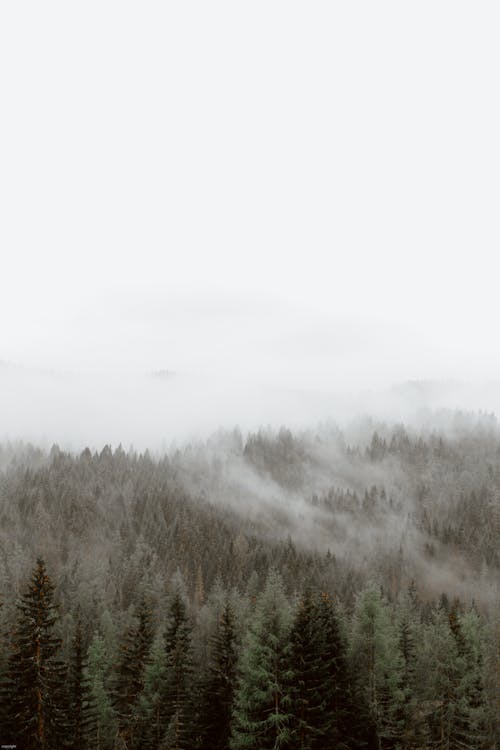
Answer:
[1, 2, 500, 391]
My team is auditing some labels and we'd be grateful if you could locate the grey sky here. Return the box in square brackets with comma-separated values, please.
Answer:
[1, 2, 500, 407]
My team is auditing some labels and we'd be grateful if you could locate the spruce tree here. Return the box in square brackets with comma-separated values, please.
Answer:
[197, 598, 238, 750]
[421, 601, 482, 750]
[316, 592, 357, 749]
[85, 632, 117, 750]
[69, 613, 90, 749]
[349, 585, 404, 750]
[395, 586, 423, 750]
[6, 558, 70, 749]
[113, 596, 154, 749]
[162, 585, 194, 750]
[231, 569, 293, 750]
[138, 630, 168, 750]
[288, 590, 331, 749]
[450, 608, 488, 750]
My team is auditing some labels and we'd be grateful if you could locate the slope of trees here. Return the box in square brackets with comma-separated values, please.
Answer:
[0, 415, 499, 746]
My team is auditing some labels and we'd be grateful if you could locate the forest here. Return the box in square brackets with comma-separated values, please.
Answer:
[1, 411, 500, 749]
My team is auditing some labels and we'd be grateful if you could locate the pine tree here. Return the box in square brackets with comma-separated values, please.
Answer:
[85, 632, 117, 750]
[396, 587, 422, 750]
[451, 608, 488, 750]
[349, 585, 404, 750]
[113, 596, 154, 749]
[6, 558, 70, 749]
[288, 590, 331, 749]
[197, 598, 238, 750]
[316, 592, 357, 749]
[419, 602, 464, 750]
[0, 595, 11, 741]
[162, 585, 194, 750]
[138, 630, 168, 750]
[231, 569, 293, 750]
[69, 613, 90, 749]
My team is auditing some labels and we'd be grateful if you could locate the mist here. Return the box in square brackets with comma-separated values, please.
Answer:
[1, 353, 500, 452]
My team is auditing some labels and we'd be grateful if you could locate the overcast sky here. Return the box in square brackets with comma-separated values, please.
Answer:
[1, 2, 500, 400]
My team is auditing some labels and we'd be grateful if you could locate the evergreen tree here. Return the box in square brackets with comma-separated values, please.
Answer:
[421, 600, 489, 750]
[288, 590, 332, 749]
[420, 604, 455, 750]
[197, 598, 238, 750]
[0, 595, 12, 741]
[113, 596, 154, 749]
[396, 588, 422, 750]
[138, 630, 168, 750]
[349, 585, 404, 750]
[69, 613, 90, 749]
[162, 585, 194, 750]
[231, 569, 293, 750]
[85, 632, 117, 750]
[6, 558, 70, 749]
[451, 609, 488, 750]
[316, 592, 358, 749]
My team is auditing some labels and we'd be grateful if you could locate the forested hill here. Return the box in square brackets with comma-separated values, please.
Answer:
[1, 414, 500, 747]
[0, 413, 499, 612]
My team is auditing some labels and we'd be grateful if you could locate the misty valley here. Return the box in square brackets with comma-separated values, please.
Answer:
[1, 412, 499, 749]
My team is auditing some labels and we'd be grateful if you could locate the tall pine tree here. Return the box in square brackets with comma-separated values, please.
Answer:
[6, 558, 70, 749]
[231, 569, 293, 750]
[349, 585, 404, 750]
[289, 589, 331, 749]
[316, 592, 357, 749]
[138, 630, 168, 750]
[197, 598, 238, 750]
[85, 632, 117, 750]
[113, 596, 154, 749]
[162, 584, 194, 750]
[68, 612, 90, 749]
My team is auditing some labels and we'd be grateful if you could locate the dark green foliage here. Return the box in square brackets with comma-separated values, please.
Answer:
[288, 590, 362, 749]
[84, 632, 117, 750]
[162, 586, 194, 750]
[288, 590, 333, 749]
[138, 632, 168, 750]
[316, 593, 359, 749]
[68, 614, 90, 749]
[197, 598, 238, 750]
[113, 596, 154, 749]
[349, 585, 405, 750]
[231, 570, 293, 750]
[6, 558, 70, 749]
[450, 609, 489, 750]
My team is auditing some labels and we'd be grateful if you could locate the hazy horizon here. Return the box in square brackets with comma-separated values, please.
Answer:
[2, 2, 500, 445]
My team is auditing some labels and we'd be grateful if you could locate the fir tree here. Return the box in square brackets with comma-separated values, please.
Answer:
[197, 598, 238, 750]
[138, 630, 168, 750]
[162, 585, 194, 750]
[69, 613, 90, 749]
[288, 590, 332, 749]
[113, 596, 154, 749]
[316, 592, 357, 749]
[451, 609, 488, 750]
[231, 569, 293, 750]
[395, 586, 422, 750]
[349, 585, 404, 750]
[85, 632, 117, 750]
[6, 558, 70, 749]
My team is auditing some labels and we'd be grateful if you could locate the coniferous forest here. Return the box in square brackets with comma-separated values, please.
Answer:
[1, 413, 500, 749]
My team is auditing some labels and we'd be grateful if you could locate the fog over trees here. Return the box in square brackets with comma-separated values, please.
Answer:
[2, 0, 500, 746]
[1, 413, 500, 747]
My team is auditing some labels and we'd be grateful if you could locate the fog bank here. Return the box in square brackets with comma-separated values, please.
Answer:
[1, 360, 499, 451]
